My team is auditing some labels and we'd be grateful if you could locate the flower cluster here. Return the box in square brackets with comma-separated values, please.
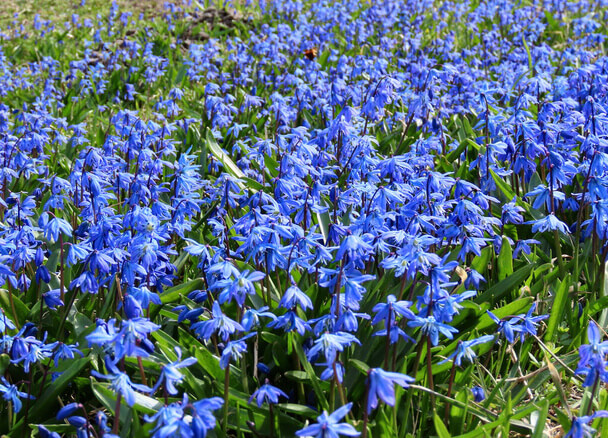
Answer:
[0, 0, 606, 436]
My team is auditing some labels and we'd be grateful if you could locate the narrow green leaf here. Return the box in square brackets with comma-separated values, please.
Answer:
[544, 274, 570, 342]
[476, 297, 533, 332]
[292, 336, 329, 411]
[0, 289, 29, 325]
[316, 198, 331, 244]
[276, 403, 318, 418]
[348, 358, 370, 374]
[599, 262, 608, 328]
[497, 237, 513, 281]
[521, 35, 534, 74]
[284, 370, 309, 382]
[160, 278, 204, 304]
[178, 327, 226, 383]
[91, 381, 163, 423]
[434, 412, 452, 438]
[475, 263, 535, 304]
[205, 127, 246, 190]
[0, 354, 10, 376]
[489, 169, 515, 202]
[17, 357, 90, 426]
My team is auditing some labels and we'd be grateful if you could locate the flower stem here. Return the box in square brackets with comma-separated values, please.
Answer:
[269, 403, 275, 438]
[553, 229, 565, 278]
[383, 307, 392, 370]
[584, 376, 600, 417]
[22, 373, 32, 438]
[137, 356, 148, 387]
[400, 340, 425, 433]
[361, 376, 370, 438]
[56, 286, 78, 341]
[426, 335, 435, 405]
[7, 283, 20, 328]
[59, 234, 65, 302]
[112, 393, 122, 434]
[222, 365, 230, 437]
[444, 360, 457, 421]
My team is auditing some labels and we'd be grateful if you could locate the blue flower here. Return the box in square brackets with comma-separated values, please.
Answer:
[515, 304, 548, 342]
[439, 335, 495, 366]
[241, 306, 276, 331]
[153, 347, 197, 395]
[471, 386, 485, 402]
[191, 396, 224, 435]
[526, 213, 570, 234]
[53, 342, 83, 367]
[407, 315, 459, 346]
[57, 402, 83, 420]
[0, 310, 16, 332]
[578, 322, 608, 367]
[0, 376, 35, 412]
[40, 214, 73, 243]
[279, 284, 314, 310]
[124, 295, 143, 319]
[296, 403, 359, 438]
[191, 301, 244, 342]
[307, 331, 360, 363]
[220, 334, 254, 369]
[565, 411, 608, 438]
[129, 285, 162, 309]
[336, 233, 374, 266]
[42, 289, 64, 310]
[487, 311, 520, 343]
[576, 321, 608, 387]
[371, 295, 414, 326]
[114, 317, 160, 359]
[213, 270, 265, 306]
[91, 357, 152, 406]
[249, 381, 288, 407]
[145, 394, 223, 438]
[12, 336, 56, 373]
[501, 198, 525, 224]
[38, 426, 61, 438]
[366, 368, 414, 414]
[267, 310, 311, 336]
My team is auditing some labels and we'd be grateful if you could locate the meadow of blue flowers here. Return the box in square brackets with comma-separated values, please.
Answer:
[1, 0, 608, 436]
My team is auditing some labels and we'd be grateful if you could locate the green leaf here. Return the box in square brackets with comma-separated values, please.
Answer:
[477, 297, 533, 332]
[0, 289, 30, 326]
[475, 263, 535, 304]
[489, 169, 515, 201]
[15, 357, 90, 427]
[284, 370, 309, 382]
[276, 403, 318, 418]
[0, 354, 10, 375]
[521, 35, 534, 75]
[497, 236, 513, 281]
[348, 358, 370, 374]
[446, 140, 467, 163]
[206, 128, 246, 190]
[160, 278, 204, 304]
[471, 246, 492, 275]
[243, 176, 265, 192]
[544, 274, 570, 342]
[588, 295, 608, 316]
[178, 327, 226, 383]
[91, 381, 163, 428]
[544, 358, 569, 422]
[292, 335, 329, 411]
[316, 198, 331, 244]
[599, 262, 608, 328]
[434, 412, 452, 438]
